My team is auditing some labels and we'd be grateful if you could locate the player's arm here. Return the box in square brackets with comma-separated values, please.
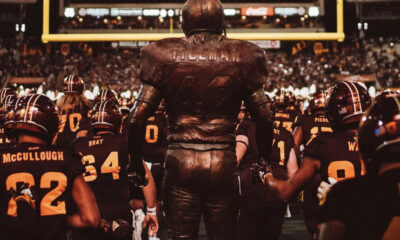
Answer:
[141, 161, 159, 237]
[319, 220, 345, 240]
[67, 175, 101, 229]
[236, 134, 249, 165]
[127, 84, 162, 186]
[264, 155, 319, 202]
[293, 125, 303, 158]
[287, 148, 298, 178]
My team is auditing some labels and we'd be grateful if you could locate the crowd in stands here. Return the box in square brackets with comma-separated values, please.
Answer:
[59, 15, 323, 31]
[0, 36, 399, 94]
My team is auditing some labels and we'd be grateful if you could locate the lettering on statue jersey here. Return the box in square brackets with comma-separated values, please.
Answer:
[88, 138, 104, 147]
[172, 49, 240, 62]
[2, 151, 64, 163]
[347, 137, 359, 152]
[314, 117, 329, 123]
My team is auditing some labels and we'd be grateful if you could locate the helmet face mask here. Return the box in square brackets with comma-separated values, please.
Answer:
[182, 0, 226, 36]
[358, 94, 400, 174]
[326, 81, 371, 130]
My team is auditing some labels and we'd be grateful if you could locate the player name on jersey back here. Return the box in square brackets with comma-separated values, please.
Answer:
[2, 150, 64, 163]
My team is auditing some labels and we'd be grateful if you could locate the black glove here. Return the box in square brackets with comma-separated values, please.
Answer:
[9, 183, 36, 218]
[250, 160, 271, 183]
[127, 164, 149, 188]
[104, 219, 133, 239]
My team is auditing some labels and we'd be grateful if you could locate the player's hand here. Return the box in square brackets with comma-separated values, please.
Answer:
[143, 214, 159, 237]
[103, 219, 133, 239]
[317, 177, 338, 205]
[127, 170, 149, 188]
[250, 161, 271, 183]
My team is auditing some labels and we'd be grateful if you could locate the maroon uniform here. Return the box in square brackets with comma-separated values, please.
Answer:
[302, 130, 364, 237]
[0, 143, 84, 240]
[297, 113, 332, 236]
[274, 108, 300, 134]
[55, 107, 91, 147]
[236, 122, 288, 240]
[72, 133, 131, 240]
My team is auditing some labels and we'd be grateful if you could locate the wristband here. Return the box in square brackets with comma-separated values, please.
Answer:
[147, 206, 157, 216]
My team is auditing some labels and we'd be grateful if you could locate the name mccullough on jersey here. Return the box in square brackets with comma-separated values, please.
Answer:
[2, 150, 64, 163]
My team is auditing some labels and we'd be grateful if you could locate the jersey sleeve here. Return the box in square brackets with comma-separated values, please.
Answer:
[64, 150, 85, 185]
[303, 134, 326, 160]
[139, 43, 165, 90]
[245, 45, 268, 93]
[236, 120, 250, 138]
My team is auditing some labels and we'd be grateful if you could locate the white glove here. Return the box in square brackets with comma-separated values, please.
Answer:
[133, 209, 145, 240]
[317, 177, 338, 205]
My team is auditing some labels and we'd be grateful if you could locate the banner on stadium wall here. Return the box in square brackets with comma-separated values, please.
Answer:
[110, 8, 142, 17]
[250, 40, 281, 49]
[241, 7, 274, 17]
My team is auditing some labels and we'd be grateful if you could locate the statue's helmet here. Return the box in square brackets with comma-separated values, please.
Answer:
[182, 0, 226, 36]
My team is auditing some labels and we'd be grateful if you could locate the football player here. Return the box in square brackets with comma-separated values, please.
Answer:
[127, 0, 274, 238]
[274, 90, 299, 134]
[73, 100, 159, 240]
[0, 94, 100, 240]
[263, 81, 371, 236]
[320, 93, 400, 240]
[55, 74, 91, 146]
[236, 108, 297, 240]
[0, 88, 16, 146]
[293, 90, 333, 238]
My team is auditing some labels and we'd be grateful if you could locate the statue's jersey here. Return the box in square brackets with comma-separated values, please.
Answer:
[140, 37, 267, 145]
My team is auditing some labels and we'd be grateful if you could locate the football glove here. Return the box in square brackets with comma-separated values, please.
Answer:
[9, 183, 36, 218]
[104, 219, 133, 239]
[317, 177, 338, 206]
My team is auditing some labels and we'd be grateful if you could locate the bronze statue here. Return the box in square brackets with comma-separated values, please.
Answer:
[127, 0, 273, 239]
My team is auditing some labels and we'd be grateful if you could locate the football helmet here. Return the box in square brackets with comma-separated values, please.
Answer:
[326, 81, 371, 129]
[4, 96, 26, 138]
[13, 94, 60, 140]
[91, 101, 122, 133]
[275, 90, 289, 110]
[0, 88, 16, 103]
[287, 91, 296, 106]
[358, 94, 400, 174]
[309, 90, 328, 113]
[0, 95, 16, 125]
[182, 0, 226, 36]
[119, 97, 133, 115]
[63, 74, 85, 94]
[95, 89, 118, 104]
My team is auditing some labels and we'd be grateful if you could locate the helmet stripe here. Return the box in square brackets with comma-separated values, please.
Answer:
[349, 81, 362, 113]
[30, 95, 42, 122]
[342, 81, 360, 115]
[24, 95, 35, 122]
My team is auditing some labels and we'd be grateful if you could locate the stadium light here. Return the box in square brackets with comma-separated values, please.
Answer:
[42, 0, 345, 43]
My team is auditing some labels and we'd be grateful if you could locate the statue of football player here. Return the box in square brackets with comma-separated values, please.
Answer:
[127, 0, 273, 239]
